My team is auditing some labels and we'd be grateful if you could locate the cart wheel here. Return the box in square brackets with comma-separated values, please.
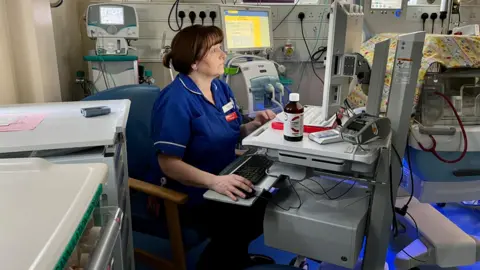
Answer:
[437, 203, 446, 208]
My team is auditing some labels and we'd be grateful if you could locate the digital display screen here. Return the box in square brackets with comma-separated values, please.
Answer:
[348, 120, 365, 132]
[370, 0, 402, 9]
[223, 9, 271, 50]
[100, 6, 124, 25]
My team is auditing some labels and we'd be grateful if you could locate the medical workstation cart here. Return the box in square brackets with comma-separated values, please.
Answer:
[0, 100, 135, 270]
[239, 29, 426, 269]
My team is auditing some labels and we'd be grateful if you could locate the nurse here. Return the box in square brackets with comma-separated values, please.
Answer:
[151, 25, 276, 270]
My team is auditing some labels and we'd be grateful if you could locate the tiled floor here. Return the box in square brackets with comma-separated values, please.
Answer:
[135, 203, 480, 270]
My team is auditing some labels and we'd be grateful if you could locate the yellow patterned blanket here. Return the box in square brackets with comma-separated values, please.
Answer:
[347, 34, 480, 112]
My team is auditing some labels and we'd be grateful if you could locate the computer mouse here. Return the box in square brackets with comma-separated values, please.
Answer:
[241, 188, 257, 199]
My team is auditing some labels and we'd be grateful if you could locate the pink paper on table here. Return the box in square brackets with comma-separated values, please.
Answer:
[0, 114, 46, 132]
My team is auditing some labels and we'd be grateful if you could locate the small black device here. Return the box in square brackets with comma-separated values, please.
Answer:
[340, 113, 391, 145]
[241, 188, 257, 199]
[81, 106, 111, 118]
[233, 155, 274, 185]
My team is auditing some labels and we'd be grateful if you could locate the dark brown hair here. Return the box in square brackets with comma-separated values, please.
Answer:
[163, 25, 224, 74]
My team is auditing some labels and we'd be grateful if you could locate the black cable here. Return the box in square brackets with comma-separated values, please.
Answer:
[188, 11, 196, 25]
[199, 11, 206, 25]
[421, 13, 429, 31]
[392, 145, 404, 187]
[343, 99, 355, 116]
[256, 175, 303, 211]
[440, 11, 447, 33]
[273, 0, 300, 32]
[209, 11, 217, 25]
[400, 212, 427, 263]
[175, 1, 181, 29]
[167, 0, 181, 32]
[300, 20, 324, 85]
[405, 136, 414, 207]
[178, 11, 186, 29]
[311, 46, 327, 62]
[297, 178, 356, 200]
[390, 164, 399, 237]
[430, 13, 438, 34]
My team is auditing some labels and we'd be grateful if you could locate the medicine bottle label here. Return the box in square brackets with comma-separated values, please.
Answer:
[284, 113, 304, 137]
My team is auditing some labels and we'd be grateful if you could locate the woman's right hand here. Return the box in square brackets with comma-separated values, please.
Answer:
[209, 174, 254, 201]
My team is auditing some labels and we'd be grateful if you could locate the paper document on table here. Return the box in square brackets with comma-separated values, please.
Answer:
[0, 114, 45, 132]
[274, 106, 336, 127]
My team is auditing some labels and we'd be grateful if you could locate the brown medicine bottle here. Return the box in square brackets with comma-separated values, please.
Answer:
[283, 93, 304, 142]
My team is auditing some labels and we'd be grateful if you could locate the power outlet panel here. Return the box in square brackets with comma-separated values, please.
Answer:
[406, 5, 441, 21]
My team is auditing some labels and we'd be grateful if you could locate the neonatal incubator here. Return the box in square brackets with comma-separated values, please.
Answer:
[409, 63, 480, 203]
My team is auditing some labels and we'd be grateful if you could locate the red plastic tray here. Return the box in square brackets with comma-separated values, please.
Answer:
[271, 121, 334, 133]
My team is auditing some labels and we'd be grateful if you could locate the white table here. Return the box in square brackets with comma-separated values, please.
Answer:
[0, 100, 135, 270]
[0, 100, 130, 153]
[0, 158, 108, 270]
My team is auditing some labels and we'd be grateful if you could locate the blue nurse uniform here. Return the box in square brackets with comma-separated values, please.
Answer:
[150, 73, 243, 204]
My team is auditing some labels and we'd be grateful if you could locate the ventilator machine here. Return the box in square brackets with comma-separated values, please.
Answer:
[83, 4, 140, 92]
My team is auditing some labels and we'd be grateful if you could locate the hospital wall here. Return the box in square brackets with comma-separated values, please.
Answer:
[82, 0, 480, 106]
[5, 0, 480, 105]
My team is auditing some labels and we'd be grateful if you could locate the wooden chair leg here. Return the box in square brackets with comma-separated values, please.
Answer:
[164, 200, 187, 270]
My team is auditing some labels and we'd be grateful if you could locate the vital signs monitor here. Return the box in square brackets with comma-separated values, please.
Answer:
[220, 6, 274, 52]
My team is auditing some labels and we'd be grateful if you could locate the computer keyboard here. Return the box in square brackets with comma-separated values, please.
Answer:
[232, 155, 274, 185]
[303, 106, 324, 126]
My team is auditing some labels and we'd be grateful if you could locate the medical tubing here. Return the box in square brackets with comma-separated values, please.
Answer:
[272, 99, 284, 112]
[416, 91, 468, 163]
[169, 67, 175, 82]
[284, 86, 292, 105]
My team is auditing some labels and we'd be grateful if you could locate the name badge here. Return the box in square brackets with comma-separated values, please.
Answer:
[226, 112, 238, 122]
[222, 101, 234, 113]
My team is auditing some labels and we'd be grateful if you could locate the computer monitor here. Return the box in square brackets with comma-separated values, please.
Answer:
[370, 0, 402, 9]
[220, 6, 274, 53]
[321, 1, 364, 121]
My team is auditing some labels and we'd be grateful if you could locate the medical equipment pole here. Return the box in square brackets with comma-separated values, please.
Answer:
[365, 39, 390, 117]
[361, 31, 426, 270]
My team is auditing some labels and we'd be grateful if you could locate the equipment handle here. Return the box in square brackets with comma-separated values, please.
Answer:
[87, 208, 123, 270]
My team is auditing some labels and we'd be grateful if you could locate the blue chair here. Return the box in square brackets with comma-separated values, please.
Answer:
[84, 85, 206, 270]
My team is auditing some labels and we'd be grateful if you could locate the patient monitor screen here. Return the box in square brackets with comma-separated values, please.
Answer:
[371, 0, 402, 9]
[223, 10, 272, 50]
[100, 6, 124, 25]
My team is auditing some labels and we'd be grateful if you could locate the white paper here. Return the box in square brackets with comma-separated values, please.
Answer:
[0, 116, 18, 126]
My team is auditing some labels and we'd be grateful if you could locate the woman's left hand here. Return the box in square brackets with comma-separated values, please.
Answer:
[252, 110, 276, 127]
[241, 110, 276, 137]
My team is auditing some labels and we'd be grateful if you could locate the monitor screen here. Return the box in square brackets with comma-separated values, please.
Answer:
[370, 0, 402, 9]
[100, 6, 124, 25]
[223, 9, 272, 51]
